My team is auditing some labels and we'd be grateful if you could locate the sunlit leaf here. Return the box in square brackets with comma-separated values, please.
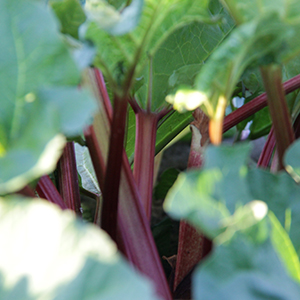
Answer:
[0, 197, 161, 300]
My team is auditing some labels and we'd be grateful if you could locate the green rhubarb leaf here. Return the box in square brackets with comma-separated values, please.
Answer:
[84, 0, 212, 93]
[155, 111, 193, 154]
[249, 107, 272, 140]
[0, 197, 161, 300]
[193, 230, 300, 300]
[168, 0, 300, 130]
[164, 169, 231, 240]
[221, 0, 286, 24]
[247, 167, 300, 256]
[165, 141, 300, 298]
[50, 0, 86, 39]
[221, 0, 300, 25]
[154, 168, 180, 200]
[135, 0, 235, 111]
[164, 143, 253, 238]
[168, 13, 290, 116]
[0, 0, 96, 195]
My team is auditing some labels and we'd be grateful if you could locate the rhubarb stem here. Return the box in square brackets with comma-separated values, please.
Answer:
[57, 142, 82, 215]
[260, 65, 295, 169]
[36, 175, 68, 210]
[223, 74, 300, 133]
[257, 126, 276, 168]
[133, 111, 159, 220]
[101, 93, 128, 241]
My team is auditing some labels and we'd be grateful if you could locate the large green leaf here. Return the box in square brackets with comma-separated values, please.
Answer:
[168, 0, 300, 137]
[164, 144, 253, 238]
[164, 168, 231, 240]
[167, 13, 290, 116]
[0, 197, 161, 299]
[0, 0, 96, 195]
[164, 143, 300, 274]
[84, 0, 212, 93]
[164, 143, 300, 299]
[135, 0, 235, 110]
[193, 231, 300, 300]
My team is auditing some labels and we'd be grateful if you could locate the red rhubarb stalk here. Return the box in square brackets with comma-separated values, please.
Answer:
[101, 93, 128, 241]
[133, 111, 160, 220]
[223, 74, 300, 133]
[57, 142, 82, 215]
[83, 68, 172, 300]
[36, 175, 68, 210]
[260, 65, 295, 169]
[257, 126, 276, 168]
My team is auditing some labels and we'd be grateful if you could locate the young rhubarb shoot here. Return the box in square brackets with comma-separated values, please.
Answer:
[260, 64, 295, 169]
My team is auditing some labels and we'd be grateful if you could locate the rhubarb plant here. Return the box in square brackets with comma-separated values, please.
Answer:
[3, 0, 300, 299]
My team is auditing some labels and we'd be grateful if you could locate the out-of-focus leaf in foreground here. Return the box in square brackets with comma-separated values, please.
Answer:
[164, 143, 300, 299]
[0, 197, 161, 300]
[0, 0, 96, 195]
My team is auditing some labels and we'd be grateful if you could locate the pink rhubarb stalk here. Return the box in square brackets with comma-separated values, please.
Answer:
[101, 93, 128, 241]
[36, 175, 68, 210]
[83, 68, 172, 300]
[223, 74, 300, 133]
[257, 126, 276, 168]
[133, 110, 161, 220]
[57, 142, 82, 215]
[260, 65, 295, 169]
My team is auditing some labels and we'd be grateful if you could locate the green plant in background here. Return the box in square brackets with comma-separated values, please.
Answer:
[2, 0, 300, 299]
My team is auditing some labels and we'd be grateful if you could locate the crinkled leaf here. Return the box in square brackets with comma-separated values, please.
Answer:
[0, 0, 96, 195]
[0, 197, 161, 300]
[84, 0, 212, 92]
[135, 1, 235, 110]
[169, 13, 291, 117]
[193, 232, 300, 300]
